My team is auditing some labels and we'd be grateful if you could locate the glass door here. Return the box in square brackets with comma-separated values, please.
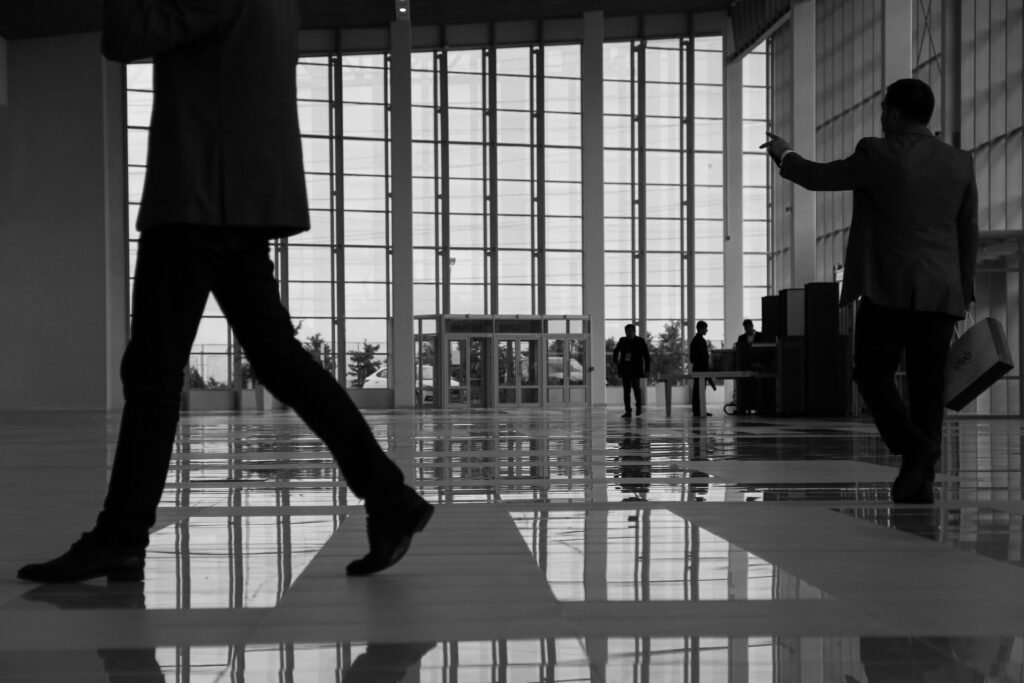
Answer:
[497, 337, 541, 407]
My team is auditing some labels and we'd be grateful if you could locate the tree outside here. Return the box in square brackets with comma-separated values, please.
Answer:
[348, 341, 382, 388]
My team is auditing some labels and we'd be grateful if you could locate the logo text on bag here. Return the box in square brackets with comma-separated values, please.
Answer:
[954, 350, 972, 370]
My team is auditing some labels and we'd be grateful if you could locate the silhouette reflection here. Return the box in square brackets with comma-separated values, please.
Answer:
[614, 431, 650, 501]
[19, 582, 165, 681]
[852, 509, 1015, 683]
[341, 642, 437, 682]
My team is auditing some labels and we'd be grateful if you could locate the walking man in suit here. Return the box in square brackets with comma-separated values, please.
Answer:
[762, 78, 978, 503]
[612, 324, 651, 417]
[19, 0, 432, 583]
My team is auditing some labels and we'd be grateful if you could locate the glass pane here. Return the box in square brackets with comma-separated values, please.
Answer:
[450, 284, 487, 314]
[498, 339, 517, 386]
[647, 151, 681, 185]
[546, 45, 581, 78]
[546, 252, 582, 285]
[647, 219, 682, 252]
[343, 175, 387, 211]
[289, 246, 333, 282]
[545, 217, 582, 250]
[449, 108, 484, 142]
[497, 110, 532, 144]
[345, 247, 388, 282]
[342, 103, 386, 138]
[343, 140, 387, 175]
[545, 182, 581, 216]
[497, 215, 533, 250]
[605, 252, 634, 286]
[498, 180, 532, 215]
[545, 147, 581, 182]
[497, 145, 532, 180]
[546, 286, 582, 314]
[498, 250, 533, 284]
[343, 211, 388, 246]
[498, 285, 533, 314]
[289, 282, 333, 317]
[449, 143, 484, 178]
[496, 75, 531, 110]
[646, 83, 680, 117]
[450, 214, 486, 248]
[646, 253, 682, 287]
[546, 77, 581, 112]
[545, 113, 581, 146]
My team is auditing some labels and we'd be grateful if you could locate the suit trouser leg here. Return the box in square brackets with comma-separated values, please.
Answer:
[622, 380, 632, 412]
[95, 228, 213, 549]
[906, 310, 957, 471]
[211, 234, 405, 504]
[853, 300, 942, 460]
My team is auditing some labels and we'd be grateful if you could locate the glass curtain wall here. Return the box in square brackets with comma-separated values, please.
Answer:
[340, 55, 392, 387]
[126, 31, 770, 399]
[742, 44, 770, 326]
[602, 37, 767, 367]
[411, 45, 584, 318]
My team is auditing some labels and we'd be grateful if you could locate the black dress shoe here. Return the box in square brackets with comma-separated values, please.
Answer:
[636, 407, 642, 416]
[891, 448, 940, 504]
[621, 411, 632, 418]
[17, 533, 145, 583]
[347, 487, 434, 576]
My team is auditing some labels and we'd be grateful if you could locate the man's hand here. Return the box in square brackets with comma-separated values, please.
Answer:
[760, 132, 792, 166]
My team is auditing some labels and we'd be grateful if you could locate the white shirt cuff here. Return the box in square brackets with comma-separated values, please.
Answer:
[779, 149, 796, 165]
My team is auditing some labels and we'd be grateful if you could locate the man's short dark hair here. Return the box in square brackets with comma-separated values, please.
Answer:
[696, 320, 708, 329]
[742, 319, 753, 328]
[883, 79, 935, 125]
[624, 324, 635, 332]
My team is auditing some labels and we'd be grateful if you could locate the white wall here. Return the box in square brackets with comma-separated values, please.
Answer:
[0, 33, 127, 410]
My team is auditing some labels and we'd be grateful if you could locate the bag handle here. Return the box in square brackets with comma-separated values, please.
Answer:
[954, 306, 976, 339]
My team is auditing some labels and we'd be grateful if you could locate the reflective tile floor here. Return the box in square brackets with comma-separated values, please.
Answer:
[2, 406, 1024, 681]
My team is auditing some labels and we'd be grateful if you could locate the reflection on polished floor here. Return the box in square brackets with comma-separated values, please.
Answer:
[2, 406, 1024, 681]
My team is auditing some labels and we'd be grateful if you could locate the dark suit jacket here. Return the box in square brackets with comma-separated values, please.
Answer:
[612, 336, 650, 377]
[689, 334, 709, 372]
[736, 331, 764, 347]
[780, 125, 978, 318]
[103, 0, 310, 237]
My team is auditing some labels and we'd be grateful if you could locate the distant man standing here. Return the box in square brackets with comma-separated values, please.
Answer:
[689, 321, 714, 417]
[18, 0, 432, 583]
[612, 324, 650, 418]
[736, 319, 764, 348]
[762, 78, 978, 503]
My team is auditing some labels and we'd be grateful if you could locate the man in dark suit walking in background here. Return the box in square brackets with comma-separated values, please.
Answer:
[762, 78, 978, 504]
[612, 324, 650, 418]
[19, 0, 432, 583]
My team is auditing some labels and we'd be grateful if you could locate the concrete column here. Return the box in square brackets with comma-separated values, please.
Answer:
[581, 11, 606, 401]
[884, 0, 914, 85]
[390, 18, 415, 407]
[0, 34, 128, 410]
[0, 37, 8, 106]
[791, 0, 816, 288]
[723, 40, 745, 344]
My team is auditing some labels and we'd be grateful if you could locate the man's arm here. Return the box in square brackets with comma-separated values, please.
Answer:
[778, 139, 875, 192]
[957, 166, 979, 307]
[761, 132, 874, 193]
[102, 0, 226, 63]
[640, 339, 651, 375]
